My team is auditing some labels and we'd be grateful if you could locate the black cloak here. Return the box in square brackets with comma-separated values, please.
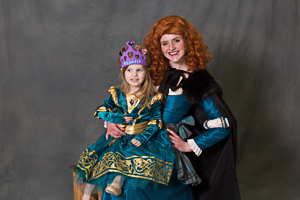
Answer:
[158, 68, 241, 200]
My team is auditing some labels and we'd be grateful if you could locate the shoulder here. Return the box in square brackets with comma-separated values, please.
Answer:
[108, 86, 123, 95]
[181, 70, 223, 104]
[149, 92, 163, 105]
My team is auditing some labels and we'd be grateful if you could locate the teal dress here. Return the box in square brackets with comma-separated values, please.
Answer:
[101, 87, 230, 200]
[75, 87, 175, 191]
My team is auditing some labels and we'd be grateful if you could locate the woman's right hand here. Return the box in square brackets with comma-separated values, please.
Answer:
[106, 121, 126, 140]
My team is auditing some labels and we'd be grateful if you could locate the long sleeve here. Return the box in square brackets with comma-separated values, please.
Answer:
[134, 100, 162, 145]
[94, 94, 125, 125]
[192, 96, 230, 150]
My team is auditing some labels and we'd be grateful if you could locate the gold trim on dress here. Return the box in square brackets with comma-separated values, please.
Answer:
[147, 119, 162, 129]
[126, 94, 141, 114]
[120, 121, 148, 135]
[108, 86, 120, 107]
[149, 93, 163, 105]
[96, 106, 107, 112]
[90, 152, 173, 185]
[77, 149, 99, 180]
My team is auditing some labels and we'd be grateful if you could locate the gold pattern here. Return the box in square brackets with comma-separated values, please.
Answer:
[221, 116, 225, 128]
[132, 93, 163, 124]
[108, 86, 120, 107]
[77, 149, 99, 180]
[96, 106, 107, 112]
[147, 119, 162, 129]
[126, 94, 141, 113]
[108, 138, 118, 146]
[119, 121, 148, 135]
[149, 93, 163, 105]
[89, 151, 173, 185]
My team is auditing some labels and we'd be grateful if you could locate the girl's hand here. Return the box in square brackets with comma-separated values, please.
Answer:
[124, 116, 133, 123]
[131, 138, 141, 147]
[106, 122, 126, 140]
[167, 128, 192, 152]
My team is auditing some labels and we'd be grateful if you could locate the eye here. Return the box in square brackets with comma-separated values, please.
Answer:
[137, 69, 143, 72]
[174, 39, 180, 43]
[161, 42, 168, 46]
[127, 69, 132, 72]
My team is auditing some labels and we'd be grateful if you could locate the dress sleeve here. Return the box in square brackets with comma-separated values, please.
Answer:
[192, 96, 230, 150]
[134, 99, 162, 145]
[94, 94, 125, 124]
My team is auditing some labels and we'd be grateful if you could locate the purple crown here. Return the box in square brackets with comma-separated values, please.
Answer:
[119, 41, 149, 68]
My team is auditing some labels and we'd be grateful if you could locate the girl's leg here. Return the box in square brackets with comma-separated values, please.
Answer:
[105, 175, 126, 196]
[82, 183, 96, 200]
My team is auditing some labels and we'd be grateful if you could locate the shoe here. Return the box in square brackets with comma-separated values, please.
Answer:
[105, 184, 122, 196]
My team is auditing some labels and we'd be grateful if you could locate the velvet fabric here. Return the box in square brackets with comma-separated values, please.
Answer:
[75, 87, 175, 191]
[159, 67, 241, 200]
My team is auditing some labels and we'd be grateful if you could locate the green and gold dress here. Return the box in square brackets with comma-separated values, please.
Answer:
[75, 86, 175, 192]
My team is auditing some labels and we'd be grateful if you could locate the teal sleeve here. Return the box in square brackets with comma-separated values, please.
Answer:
[94, 95, 125, 124]
[134, 100, 162, 145]
[193, 96, 230, 150]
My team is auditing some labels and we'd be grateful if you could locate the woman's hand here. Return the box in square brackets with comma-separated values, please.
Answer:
[124, 116, 133, 124]
[131, 138, 141, 147]
[167, 128, 192, 152]
[106, 122, 126, 140]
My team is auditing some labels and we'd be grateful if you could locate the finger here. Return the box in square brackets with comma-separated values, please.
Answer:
[166, 128, 178, 137]
[116, 124, 125, 131]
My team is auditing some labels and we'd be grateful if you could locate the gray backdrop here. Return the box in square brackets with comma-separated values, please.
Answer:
[1, 0, 299, 199]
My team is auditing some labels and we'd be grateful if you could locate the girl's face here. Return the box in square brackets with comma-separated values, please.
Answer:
[124, 64, 146, 90]
[160, 34, 185, 65]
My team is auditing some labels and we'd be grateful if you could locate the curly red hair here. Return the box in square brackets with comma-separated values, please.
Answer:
[143, 15, 213, 86]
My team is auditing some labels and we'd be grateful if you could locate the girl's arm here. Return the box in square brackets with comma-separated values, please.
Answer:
[133, 99, 162, 145]
[94, 94, 125, 125]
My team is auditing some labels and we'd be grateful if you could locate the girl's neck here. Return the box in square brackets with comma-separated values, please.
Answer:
[128, 86, 143, 96]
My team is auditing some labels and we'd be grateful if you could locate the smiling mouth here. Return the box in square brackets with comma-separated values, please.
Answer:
[169, 51, 179, 56]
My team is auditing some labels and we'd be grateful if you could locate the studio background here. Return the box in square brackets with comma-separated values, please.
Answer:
[1, 0, 299, 199]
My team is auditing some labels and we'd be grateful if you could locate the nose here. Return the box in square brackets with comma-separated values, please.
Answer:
[133, 70, 138, 76]
[169, 43, 176, 51]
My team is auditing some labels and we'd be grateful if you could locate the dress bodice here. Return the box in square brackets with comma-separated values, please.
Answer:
[163, 92, 191, 124]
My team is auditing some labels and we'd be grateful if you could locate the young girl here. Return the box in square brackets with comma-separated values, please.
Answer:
[74, 41, 175, 200]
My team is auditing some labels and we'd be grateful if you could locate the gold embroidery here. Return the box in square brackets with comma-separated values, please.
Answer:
[108, 138, 117, 146]
[158, 120, 162, 129]
[149, 93, 163, 105]
[221, 116, 225, 128]
[96, 106, 107, 112]
[122, 121, 148, 135]
[90, 152, 173, 185]
[77, 149, 99, 180]
[131, 93, 163, 125]
[126, 94, 141, 114]
[147, 120, 157, 126]
[108, 86, 120, 107]
[147, 119, 162, 129]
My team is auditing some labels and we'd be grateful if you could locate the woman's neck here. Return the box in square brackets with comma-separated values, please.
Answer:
[169, 60, 189, 71]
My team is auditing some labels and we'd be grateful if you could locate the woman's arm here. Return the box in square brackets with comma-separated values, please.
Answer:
[189, 96, 230, 154]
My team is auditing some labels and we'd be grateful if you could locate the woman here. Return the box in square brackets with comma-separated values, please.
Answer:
[106, 15, 240, 200]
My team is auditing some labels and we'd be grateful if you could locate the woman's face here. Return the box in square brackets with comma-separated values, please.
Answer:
[160, 34, 185, 65]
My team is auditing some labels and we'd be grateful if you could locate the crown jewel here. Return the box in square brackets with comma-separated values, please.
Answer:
[119, 41, 149, 68]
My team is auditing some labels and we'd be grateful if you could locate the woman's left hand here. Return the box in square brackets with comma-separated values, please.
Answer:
[167, 128, 192, 152]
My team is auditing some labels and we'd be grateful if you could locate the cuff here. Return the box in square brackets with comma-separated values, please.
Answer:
[187, 139, 202, 156]
[203, 117, 229, 129]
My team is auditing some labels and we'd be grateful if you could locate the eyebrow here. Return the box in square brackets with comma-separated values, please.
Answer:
[160, 37, 181, 43]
